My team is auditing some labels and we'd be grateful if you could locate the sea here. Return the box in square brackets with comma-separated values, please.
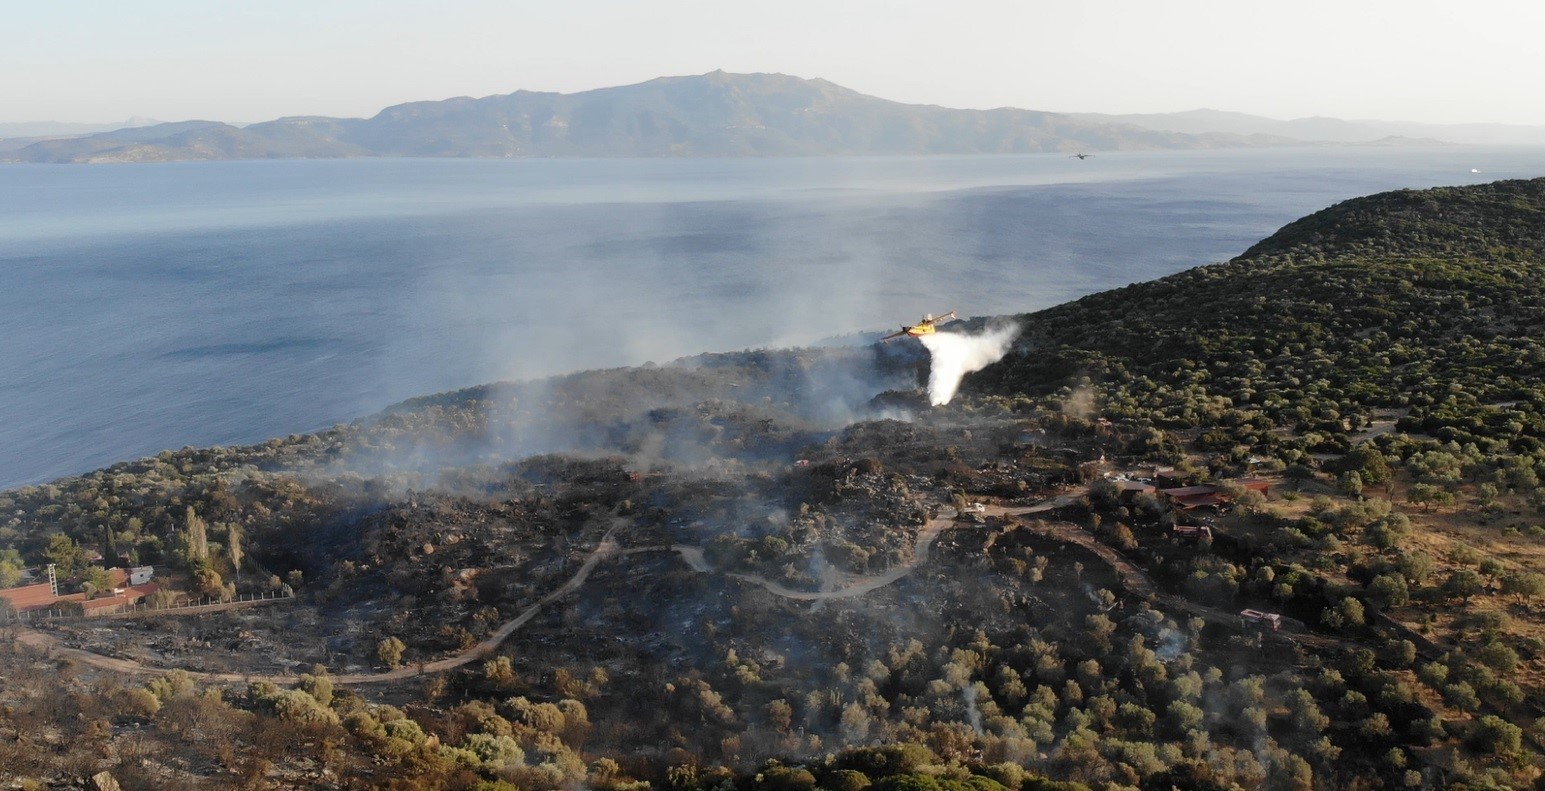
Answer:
[2, 146, 1543, 489]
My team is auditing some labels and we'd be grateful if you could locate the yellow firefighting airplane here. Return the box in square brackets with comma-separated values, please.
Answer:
[881, 311, 959, 342]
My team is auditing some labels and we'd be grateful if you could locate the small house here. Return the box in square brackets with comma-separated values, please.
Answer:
[1159, 485, 1227, 510]
[1239, 609, 1282, 632]
[1114, 480, 1157, 500]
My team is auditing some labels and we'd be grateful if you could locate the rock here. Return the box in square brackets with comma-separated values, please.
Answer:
[422, 542, 435, 555]
[91, 771, 122, 791]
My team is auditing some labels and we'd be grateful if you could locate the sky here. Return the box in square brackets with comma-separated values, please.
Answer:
[5, 0, 1544, 126]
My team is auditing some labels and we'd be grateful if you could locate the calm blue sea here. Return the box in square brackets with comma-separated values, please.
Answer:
[2, 147, 1542, 488]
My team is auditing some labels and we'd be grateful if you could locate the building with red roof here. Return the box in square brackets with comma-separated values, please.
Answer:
[2, 566, 158, 616]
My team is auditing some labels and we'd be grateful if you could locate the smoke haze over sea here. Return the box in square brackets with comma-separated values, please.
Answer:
[1, 146, 1541, 488]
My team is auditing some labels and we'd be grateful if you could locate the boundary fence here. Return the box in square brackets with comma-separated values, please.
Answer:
[4, 590, 295, 624]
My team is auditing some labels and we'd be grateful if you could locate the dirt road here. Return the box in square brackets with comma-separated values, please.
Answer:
[5, 494, 1093, 685]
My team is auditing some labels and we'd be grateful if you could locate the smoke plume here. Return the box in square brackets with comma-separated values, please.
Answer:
[917, 323, 1019, 406]
[962, 684, 985, 736]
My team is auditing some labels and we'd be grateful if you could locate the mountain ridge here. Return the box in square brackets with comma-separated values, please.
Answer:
[4, 71, 1302, 163]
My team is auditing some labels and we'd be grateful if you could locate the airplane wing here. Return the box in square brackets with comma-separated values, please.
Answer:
[936, 310, 959, 324]
[880, 328, 908, 342]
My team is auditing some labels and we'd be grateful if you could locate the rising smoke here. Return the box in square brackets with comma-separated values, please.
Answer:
[917, 323, 1020, 406]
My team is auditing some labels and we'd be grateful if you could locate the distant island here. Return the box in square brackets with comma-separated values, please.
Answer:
[13, 73, 1545, 165]
[1, 71, 1310, 163]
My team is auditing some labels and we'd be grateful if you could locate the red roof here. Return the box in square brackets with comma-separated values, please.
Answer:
[2, 571, 159, 614]
[1160, 479, 1268, 502]
[1172, 492, 1228, 509]
[82, 582, 159, 610]
[0, 582, 58, 612]
[1159, 485, 1219, 498]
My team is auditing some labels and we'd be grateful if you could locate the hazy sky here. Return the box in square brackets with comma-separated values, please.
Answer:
[5, 0, 1543, 126]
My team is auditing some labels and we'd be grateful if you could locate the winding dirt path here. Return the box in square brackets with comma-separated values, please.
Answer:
[9, 498, 1088, 685]
[12, 485, 1542, 758]
[10, 529, 627, 685]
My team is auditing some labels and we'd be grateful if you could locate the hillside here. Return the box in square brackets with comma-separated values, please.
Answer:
[984, 178, 1545, 442]
[3, 180, 1545, 789]
[4, 71, 1296, 163]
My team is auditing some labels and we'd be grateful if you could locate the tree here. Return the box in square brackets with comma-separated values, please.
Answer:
[44, 533, 84, 578]
[1442, 569, 1483, 601]
[1407, 483, 1454, 512]
[81, 566, 113, 599]
[1286, 688, 1329, 734]
[483, 656, 517, 690]
[1366, 574, 1410, 609]
[191, 564, 223, 597]
[1396, 551, 1435, 585]
[1382, 639, 1417, 668]
[766, 699, 794, 732]
[1321, 596, 1365, 629]
[1476, 641, 1519, 673]
[227, 524, 244, 582]
[1236, 490, 1268, 514]
[1087, 479, 1121, 510]
[1114, 701, 1156, 739]
[185, 506, 208, 562]
[1284, 464, 1316, 490]
[0, 559, 24, 588]
[1499, 571, 1545, 601]
[378, 636, 406, 668]
[1336, 445, 1391, 486]
[297, 673, 333, 707]
[1468, 715, 1522, 757]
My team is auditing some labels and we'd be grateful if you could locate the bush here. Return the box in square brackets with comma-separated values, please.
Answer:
[1468, 715, 1522, 756]
[821, 770, 874, 791]
[836, 744, 938, 778]
[378, 636, 406, 668]
[1321, 596, 1365, 629]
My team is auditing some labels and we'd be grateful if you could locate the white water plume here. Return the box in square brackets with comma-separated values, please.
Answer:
[917, 323, 1019, 405]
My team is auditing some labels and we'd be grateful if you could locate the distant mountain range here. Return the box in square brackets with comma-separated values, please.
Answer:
[0, 72, 1297, 163]
[0, 117, 165, 155]
[5, 72, 1542, 164]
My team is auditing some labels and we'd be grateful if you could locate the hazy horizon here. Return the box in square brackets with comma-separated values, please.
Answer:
[5, 0, 1544, 128]
[8, 73, 1545, 134]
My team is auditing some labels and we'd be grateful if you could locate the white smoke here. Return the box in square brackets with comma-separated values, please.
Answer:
[917, 324, 1020, 406]
[1155, 627, 1187, 662]
[962, 684, 984, 736]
